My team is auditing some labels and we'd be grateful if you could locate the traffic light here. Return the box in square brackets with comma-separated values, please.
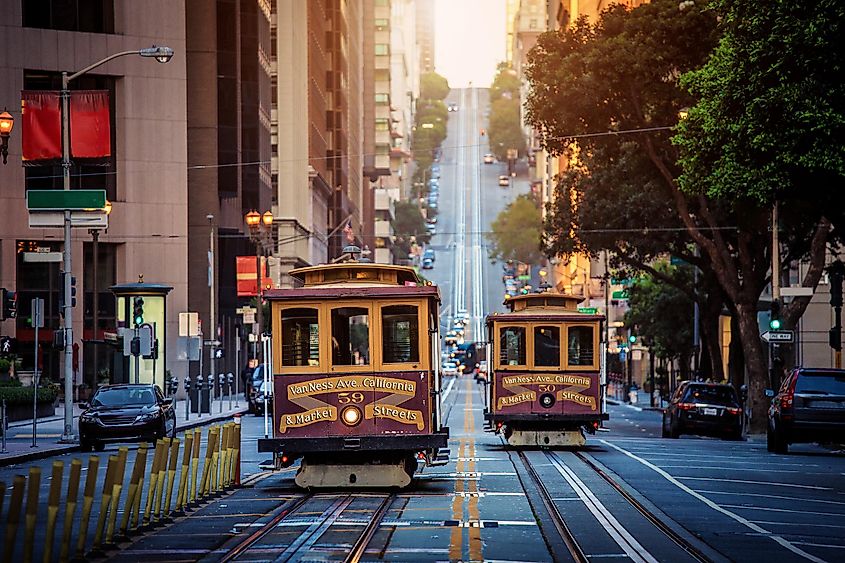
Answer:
[830, 265, 843, 307]
[70, 275, 77, 308]
[769, 299, 782, 330]
[1, 289, 17, 320]
[629, 334, 637, 344]
[133, 296, 145, 326]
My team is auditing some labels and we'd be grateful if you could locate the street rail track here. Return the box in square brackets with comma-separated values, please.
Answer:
[517, 448, 712, 563]
[217, 492, 395, 563]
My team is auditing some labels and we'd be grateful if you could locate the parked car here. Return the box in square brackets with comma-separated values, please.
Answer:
[423, 248, 436, 262]
[79, 384, 176, 451]
[426, 223, 436, 235]
[442, 361, 459, 376]
[767, 368, 845, 453]
[248, 364, 271, 414]
[448, 103, 458, 112]
[422, 257, 434, 269]
[498, 175, 510, 187]
[662, 381, 743, 440]
[483, 153, 495, 164]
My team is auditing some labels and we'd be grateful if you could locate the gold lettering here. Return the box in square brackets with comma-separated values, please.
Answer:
[365, 403, 424, 430]
[496, 391, 536, 409]
[287, 376, 416, 399]
[278, 406, 338, 433]
[556, 391, 597, 411]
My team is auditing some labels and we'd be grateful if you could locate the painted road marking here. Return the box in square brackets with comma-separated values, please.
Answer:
[601, 439, 827, 563]
[696, 489, 845, 506]
[678, 476, 830, 490]
[547, 453, 658, 563]
[720, 504, 845, 518]
[442, 376, 457, 402]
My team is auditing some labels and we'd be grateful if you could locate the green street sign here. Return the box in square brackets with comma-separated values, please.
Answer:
[517, 275, 531, 281]
[610, 278, 629, 286]
[577, 307, 598, 314]
[612, 290, 629, 300]
[27, 189, 107, 211]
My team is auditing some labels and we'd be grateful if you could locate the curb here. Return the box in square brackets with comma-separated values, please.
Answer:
[0, 407, 248, 468]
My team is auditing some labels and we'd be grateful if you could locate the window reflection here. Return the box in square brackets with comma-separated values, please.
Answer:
[281, 308, 319, 367]
[568, 326, 594, 366]
[382, 305, 419, 363]
[331, 307, 370, 366]
[534, 326, 560, 366]
[499, 326, 526, 366]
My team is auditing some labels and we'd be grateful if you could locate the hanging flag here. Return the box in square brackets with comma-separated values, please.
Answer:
[343, 220, 354, 243]
[236, 256, 273, 297]
[21, 91, 62, 162]
[70, 90, 111, 158]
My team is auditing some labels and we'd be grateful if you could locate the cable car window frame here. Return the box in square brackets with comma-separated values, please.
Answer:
[533, 325, 562, 367]
[497, 324, 528, 369]
[379, 300, 426, 370]
[329, 302, 374, 372]
[273, 302, 326, 374]
[565, 324, 598, 369]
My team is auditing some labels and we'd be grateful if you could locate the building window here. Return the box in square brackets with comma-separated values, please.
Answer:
[375, 18, 389, 31]
[375, 118, 390, 132]
[529, 18, 538, 29]
[23, 0, 115, 33]
[281, 308, 320, 367]
[374, 0, 389, 5]
[375, 44, 390, 56]
[83, 240, 117, 386]
[23, 70, 117, 200]
[375, 93, 390, 105]
[331, 307, 370, 366]
[382, 305, 419, 363]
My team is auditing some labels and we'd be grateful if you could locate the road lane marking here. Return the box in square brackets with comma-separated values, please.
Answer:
[695, 489, 845, 506]
[752, 520, 845, 530]
[547, 453, 658, 563]
[601, 439, 827, 563]
[678, 476, 830, 490]
[721, 504, 845, 518]
[442, 377, 457, 402]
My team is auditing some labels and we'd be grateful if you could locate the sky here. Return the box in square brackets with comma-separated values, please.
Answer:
[433, 0, 507, 88]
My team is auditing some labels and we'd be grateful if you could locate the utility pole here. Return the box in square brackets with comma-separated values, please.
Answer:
[208, 214, 216, 397]
[769, 201, 782, 388]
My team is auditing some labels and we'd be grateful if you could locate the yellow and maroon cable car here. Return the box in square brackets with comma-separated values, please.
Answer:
[484, 293, 608, 447]
[257, 261, 449, 488]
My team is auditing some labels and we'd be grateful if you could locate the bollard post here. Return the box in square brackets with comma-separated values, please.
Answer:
[218, 424, 229, 490]
[223, 423, 233, 488]
[75, 456, 100, 559]
[42, 461, 64, 563]
[175, 432, 192, 514]
[143, 440, 165, 526]
[198, 426, 215, 498]
[23, 466, 41, 563]
[105, 447, 128, 546]
[125, 444, 149, 533]
[189, 428, 201, 504]
[90, 454, 118, 554]
[152, 438, 171, 522]
[233, 414, 242, 487]
[3, 475, 26, 563]
[163, 437, 180, 518]
[210, 426, 222, 495]
[58, 459, 82, 563]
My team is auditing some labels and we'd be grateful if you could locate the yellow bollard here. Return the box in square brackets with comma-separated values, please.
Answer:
[152, 438, 171, 521]
[199, 427, 216, 499]
[213, 426, 224, 493]
[163, 437, 181, 517]
[129, 445, 149, 531]
[23, 466, 41, 563]
[232, 420, 241, 487]
[189, 428, 201, 504]
[223, 424, 233, 488]
[105, 446, 128, 545]
[3, 475, 26, 563]
[210, 425, 221, 494]
[58, 459, 82, 563]
[120, 444, 148, 536]
[175, 431, 193, 512]
[75, 456, 100, 558]
[143, 439, 165, 526]
[90, 454, 118, 553]
[42, 461, 64, 563]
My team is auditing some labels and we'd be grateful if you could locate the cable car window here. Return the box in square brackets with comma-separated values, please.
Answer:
[499, 326, 526, 366]
[331, 307, 370, 366]
[281, 308, 320, 367]
[534, 326, 560, 366]
[568, 326, 594, 366]
[382, 305, 419, 363]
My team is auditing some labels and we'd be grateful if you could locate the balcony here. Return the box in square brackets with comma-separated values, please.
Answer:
[374, 190, 394, 216]
[375, 219, 392, 238]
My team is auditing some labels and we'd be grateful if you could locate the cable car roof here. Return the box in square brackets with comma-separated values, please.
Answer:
[487, 292, 604, 323]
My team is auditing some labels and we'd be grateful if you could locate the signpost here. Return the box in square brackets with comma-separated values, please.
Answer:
[31, 298, 44, 448]
[761, 330, 794, 344]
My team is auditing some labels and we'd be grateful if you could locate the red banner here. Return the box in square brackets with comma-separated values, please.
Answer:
[237, 256, 274, 297]
[21, 91, 62, 162]
[70, 90, 111, 158]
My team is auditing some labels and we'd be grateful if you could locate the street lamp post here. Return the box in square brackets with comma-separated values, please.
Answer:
[0, 108, 14, 164]
[58, 45, 173, 443]
[245, 210, 273, 364]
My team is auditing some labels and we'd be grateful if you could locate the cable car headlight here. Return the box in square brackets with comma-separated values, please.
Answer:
[539, 393, 556, 409]
[341, 406, 362, 427]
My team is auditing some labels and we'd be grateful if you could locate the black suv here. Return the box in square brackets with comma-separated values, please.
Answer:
[662, 381, 743, 440]
[767, 368, 845, 454]
[79, 384, 176, 451]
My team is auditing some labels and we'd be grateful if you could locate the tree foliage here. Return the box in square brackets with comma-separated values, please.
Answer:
[490, 65, 521, 103]
[486, 194, 543, 265]
[488, 98, 526, 161]
[392, 200, 430, 252]
[420, 72, 450, 101]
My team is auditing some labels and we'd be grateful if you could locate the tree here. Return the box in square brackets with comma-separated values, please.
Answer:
[490, 64, 521, 103]
[486, 194, 543, 265]
[420, 72, 450, 101]
[392, 200, 430, 255]
[488, 98, 526, 160]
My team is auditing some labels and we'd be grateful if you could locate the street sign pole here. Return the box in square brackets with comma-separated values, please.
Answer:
[31, 298, 43, 448]
[59, 72, 76, 443]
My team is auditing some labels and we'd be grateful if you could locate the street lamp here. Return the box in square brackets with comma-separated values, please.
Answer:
[245, 209, 273, 364]
[0, 108, 14, 164]
[57, 45, 174, 443]
[88, 200, 112, 395]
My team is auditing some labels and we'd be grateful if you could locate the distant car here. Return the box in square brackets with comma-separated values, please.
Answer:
[426, 223, 436, 235]
[662, 382, 743, 440]
[426, 216, 437, 224]
[79, 384, 176, 451]
[498, 175, 510, 187]
[448, 103, 458, 112]
[251, 380, 272, 415]
[248, 364, 271, 414]
[423, 248, 435, 262]
[483, 154, 495, 164]
[442, 361, 459, 376]
[422, 257, 434, 269]
[475, 360, 489, 382]
[767, 368, 845, 454]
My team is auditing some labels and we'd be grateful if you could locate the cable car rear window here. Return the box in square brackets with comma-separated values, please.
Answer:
[534, 326, 560, 366]
[500, 326, 526, 366]
[331, 307, 370, 366]
[567, 326, 594, 366]
[382, 305, 419, 363]
[281, 308, 320, 367]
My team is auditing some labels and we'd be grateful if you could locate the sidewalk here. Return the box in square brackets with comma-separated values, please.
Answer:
[0, 396, 248, 467]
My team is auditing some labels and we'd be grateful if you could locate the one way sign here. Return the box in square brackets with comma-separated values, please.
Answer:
[762, 330, 794, 343]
